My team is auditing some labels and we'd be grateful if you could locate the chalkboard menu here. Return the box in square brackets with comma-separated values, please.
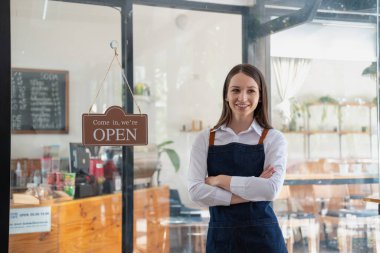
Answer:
[11, 68, 69, 134]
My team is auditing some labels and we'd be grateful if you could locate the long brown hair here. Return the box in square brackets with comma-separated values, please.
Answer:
[214, 64, 272, 129]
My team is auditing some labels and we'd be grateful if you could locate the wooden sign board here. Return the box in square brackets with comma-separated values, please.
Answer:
[82, 106, 148, 146]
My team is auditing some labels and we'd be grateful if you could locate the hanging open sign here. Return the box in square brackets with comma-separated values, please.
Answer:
[82, 106, 148, 146]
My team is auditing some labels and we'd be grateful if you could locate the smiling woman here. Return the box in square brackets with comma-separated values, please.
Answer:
[188, 64, 287, 253]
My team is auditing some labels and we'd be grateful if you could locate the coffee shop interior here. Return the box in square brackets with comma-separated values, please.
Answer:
[5, 0, 380, 252]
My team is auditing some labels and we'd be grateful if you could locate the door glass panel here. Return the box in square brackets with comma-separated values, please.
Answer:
[133, 4, 242, 252]
[10, 0, 122, 252]
[270, 2, 379, 253]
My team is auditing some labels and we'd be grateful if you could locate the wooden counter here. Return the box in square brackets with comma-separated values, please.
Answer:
[9, 186, 170, 253]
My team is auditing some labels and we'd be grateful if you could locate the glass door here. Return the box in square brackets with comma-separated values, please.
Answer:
[132, 3, 243, 252]
[9, 0, 123, 252]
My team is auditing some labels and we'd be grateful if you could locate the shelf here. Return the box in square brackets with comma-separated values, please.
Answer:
[339, 102, 375, 107]
[307, 102, 339, 106]
[283, 131, 309, 134]
[340, 130, 371, 135]
[308, 130, 338, 135]
[286, 98, 374, 160]
[306, 101, 375, 107]
[284, 130, 372, 135]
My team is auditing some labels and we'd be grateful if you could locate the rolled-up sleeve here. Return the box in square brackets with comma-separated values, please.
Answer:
[187, 130, 232, 207]
[229, 130, 287, 201]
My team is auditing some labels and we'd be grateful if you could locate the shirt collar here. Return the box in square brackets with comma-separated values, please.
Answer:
[218, 119, 264, 136]
[251, 119, 264, 136]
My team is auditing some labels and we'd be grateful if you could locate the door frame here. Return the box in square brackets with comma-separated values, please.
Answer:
[0, 0, 11, 252]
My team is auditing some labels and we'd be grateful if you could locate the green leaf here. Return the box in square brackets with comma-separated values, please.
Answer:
[318, 96, 337, 104]
[362, 62, 376, 76]
[162, 148, 180, 172]
[157, 140, 174, 149]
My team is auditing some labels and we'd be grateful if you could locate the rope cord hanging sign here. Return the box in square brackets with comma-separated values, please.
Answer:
[82, 41, 148, 146]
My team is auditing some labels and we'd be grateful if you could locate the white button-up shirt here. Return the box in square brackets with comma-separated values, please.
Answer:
[187, 120, 287, 207]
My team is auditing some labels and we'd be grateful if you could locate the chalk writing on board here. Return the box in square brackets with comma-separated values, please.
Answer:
[11, 68, 69, 133]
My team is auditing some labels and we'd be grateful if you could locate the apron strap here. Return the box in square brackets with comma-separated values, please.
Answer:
[209, 129, 216, 146]
[258, 128, 269, 145]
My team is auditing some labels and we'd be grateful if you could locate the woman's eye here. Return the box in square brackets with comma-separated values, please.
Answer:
[231, 89, 239, 93]
[248, 90, 255, 93]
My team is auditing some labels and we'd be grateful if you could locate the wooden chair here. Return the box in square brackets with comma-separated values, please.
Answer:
[275, 185, 319, 253]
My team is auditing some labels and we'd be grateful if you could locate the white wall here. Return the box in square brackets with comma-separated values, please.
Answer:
[270, 21, 377, 161]
[11, 0, 121, 158]
[271, 21, 376, 61]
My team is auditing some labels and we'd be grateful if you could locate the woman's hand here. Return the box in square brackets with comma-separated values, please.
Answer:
[260, 165, 276, 178]
[205, 175, 231, 191]
[205, 176, 219, 187]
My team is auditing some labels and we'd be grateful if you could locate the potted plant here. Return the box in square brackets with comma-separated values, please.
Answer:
[289, 100, 306, 131]
[156, 140, 180, 185]
[318, 96, 338, 124]
[362, 62, 376, 80]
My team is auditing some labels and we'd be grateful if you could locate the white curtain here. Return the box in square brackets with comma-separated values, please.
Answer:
[272, 57, 312, 124]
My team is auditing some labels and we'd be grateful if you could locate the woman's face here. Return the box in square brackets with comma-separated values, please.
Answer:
[226, 72, 260, 119]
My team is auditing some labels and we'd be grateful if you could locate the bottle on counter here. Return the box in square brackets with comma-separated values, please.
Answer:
[15, 162, 22, 187]
[113, 172, 121, 192]
[33, 169, 42, 186]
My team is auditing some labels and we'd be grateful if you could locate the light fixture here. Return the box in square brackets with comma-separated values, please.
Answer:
[42, 0, 48, 20]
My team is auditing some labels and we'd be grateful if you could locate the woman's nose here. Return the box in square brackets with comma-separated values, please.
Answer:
[238, 92, 247, 101]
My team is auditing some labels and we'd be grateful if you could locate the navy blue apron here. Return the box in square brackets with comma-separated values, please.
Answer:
[206, 128, 287, 253]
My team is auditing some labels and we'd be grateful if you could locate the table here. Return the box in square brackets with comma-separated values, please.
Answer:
[363, 196, 380, 215]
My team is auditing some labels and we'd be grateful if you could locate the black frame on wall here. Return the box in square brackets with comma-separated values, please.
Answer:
[1, 1, 323, 253]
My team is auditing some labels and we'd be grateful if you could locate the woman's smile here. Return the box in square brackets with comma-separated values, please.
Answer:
[235, 103, 250, 110]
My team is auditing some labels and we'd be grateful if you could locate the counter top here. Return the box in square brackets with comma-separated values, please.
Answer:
[285, 173, 378, 185]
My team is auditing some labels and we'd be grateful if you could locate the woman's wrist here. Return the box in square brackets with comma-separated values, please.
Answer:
[217, 175, 232, 191]
[230, 194, 248, 204]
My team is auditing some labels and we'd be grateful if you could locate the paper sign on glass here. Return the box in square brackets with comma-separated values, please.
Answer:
[82, 106, 148, 146]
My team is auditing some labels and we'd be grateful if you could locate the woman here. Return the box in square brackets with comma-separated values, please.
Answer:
[188, 63, 288, 253]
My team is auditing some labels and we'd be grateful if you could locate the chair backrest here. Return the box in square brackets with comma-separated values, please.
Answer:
[169, 189, 182, 205]
[312, 184, 349, 199]
[371, 184, 379, 196]
[312, 184, 349, 211]
[348, 184, 372, 197]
